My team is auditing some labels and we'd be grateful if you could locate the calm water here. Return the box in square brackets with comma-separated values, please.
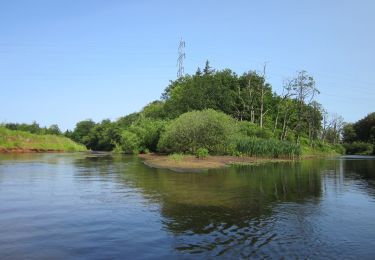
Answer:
[0, 153, 374, 259]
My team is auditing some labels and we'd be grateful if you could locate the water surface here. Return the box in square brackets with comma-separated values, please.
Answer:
[0, 153, 374, 259]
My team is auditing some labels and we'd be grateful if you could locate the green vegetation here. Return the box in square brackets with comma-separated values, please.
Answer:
[342, 113, 375, 155]
[196, 148, 209, 159]
[0, 127, 86, 152]
[158, 109, 236, 154]
[58, 63, 347, 157]
[2, 62, 355, 158]
[3, 122, 62, 135]
[236, 137, 301, 159]
[168, 153, 184, 162]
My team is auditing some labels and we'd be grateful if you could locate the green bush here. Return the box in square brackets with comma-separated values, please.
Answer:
[158, 109, 238, 154]
[120, 130, 141, 154]
[236, 137, 301, 158]
[129, 118, 167, 152]
[196, 148, 209, 159]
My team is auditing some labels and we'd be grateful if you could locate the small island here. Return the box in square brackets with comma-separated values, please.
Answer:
[139, 153, 291, 172]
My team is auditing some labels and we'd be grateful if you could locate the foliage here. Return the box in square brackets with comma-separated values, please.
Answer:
[343, 142, 373, 155]
[196, 148, 209, 159]
[141, 101, 167, 119]
[69, 120, 96, 145]
[84, 120, 122, 151]
[158, 109, 237, 154]
[342, 112, 375, 154]
[120, 130, 141, 154]
[238, 121, 272, 139]
[168, 153, 184, 161]
[352, 112, 375, 143]
[235, 137, 301, 158]
[4, 122, 62, 136]
[128, 117, 167, 152]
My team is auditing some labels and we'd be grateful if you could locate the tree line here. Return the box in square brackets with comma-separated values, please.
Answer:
[4, 61, 369, 155]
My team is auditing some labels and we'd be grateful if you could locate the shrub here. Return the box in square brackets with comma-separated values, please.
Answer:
[120, 130, 141, 154]
[129, 118, 167, 152]
[343, 142, 373, 155]
[168, 153, 184, 161]
[158, 109, 238, 154]
[196, 148, 209, 159]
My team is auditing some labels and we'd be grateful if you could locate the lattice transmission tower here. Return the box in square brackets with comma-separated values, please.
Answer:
[177, 38, 185, 78]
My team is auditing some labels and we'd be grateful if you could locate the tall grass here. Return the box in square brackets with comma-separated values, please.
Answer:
[236, 137, 301, 159]
[0, 127, 86, 152]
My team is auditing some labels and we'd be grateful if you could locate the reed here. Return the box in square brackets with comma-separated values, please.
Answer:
[235, 137, 301, 159]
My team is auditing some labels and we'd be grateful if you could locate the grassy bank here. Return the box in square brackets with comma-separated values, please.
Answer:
[0, 127, 86, 152]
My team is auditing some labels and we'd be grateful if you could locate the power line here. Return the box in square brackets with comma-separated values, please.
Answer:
[177, 38, 185, 78]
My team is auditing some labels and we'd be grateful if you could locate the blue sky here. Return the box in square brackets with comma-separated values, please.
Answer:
[1, 0, 374, 130]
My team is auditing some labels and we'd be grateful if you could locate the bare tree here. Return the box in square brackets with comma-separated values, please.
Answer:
[291, 71, 319, 142]
[329, 113, 345, 144]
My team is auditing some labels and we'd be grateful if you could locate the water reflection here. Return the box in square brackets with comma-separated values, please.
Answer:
[1, 153, 374, 259]
[72, 155, 331, 257]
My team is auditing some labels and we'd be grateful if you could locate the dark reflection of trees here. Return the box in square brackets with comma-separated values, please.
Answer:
[155, 161, 324, 235]
[71, 155, 327, 256]
[342, 158, 375, 180]
[341, 158, 375, 196]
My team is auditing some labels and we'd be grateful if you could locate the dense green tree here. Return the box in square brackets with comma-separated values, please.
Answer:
[116, 113, 140, 128]
[84, 120, 122, 151]
[353, 112, 375, 143]
[70, 120, 96, 145]
[141, 101, 167, 119]
[46, 124, 61, 135]
[342, 123, 357, 143]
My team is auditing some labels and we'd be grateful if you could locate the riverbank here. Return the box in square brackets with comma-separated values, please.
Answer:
[0, 127, 86, 153]
[139, 153, 290, 172]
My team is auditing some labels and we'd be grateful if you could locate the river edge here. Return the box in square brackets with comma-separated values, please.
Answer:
[138, 153, 295, 172]
[0, 148, 66, 153]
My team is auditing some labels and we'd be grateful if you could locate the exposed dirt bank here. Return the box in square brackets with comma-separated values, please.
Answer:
[0, 148, 65, 153]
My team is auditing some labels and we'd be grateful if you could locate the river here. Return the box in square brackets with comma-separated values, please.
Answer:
[0, 153, 374, 259]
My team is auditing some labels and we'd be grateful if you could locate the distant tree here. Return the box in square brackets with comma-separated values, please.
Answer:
[47, 124, 61, 135]
[141, 101, 166, 119]
[203, 60, 214, 75]
[195, 67, 202, 76]
[290, 71, 319, 142]
[326, 113, 345, 144]
[353, 112, 375, 143]
[117, 113, 140, 128]
[71, 120, 96, 145]
[342, 123, 357, 143]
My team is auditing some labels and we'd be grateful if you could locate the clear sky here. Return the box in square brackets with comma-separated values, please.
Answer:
[1, 0, 374, 130]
